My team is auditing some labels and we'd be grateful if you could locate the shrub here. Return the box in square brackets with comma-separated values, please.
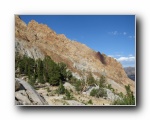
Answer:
[63, 89, 74, 100]
[107, 84, 115, 92]
[97, 88, 107, 98]
[99, 75, 106, 88]
[90, 88, 107, 98]
[87, 99, 93, 105]
[90, 88, 98, 97]
[112, 84, 135, 105]
[57, 81, 65, 94]
[87, 73, 96, 86]
[74, 79, 85, 92]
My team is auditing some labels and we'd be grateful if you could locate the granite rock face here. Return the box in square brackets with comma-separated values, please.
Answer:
[15, 78, 48, 105]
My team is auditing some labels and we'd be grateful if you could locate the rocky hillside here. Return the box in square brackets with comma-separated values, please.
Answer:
[15, 15, 135, 105]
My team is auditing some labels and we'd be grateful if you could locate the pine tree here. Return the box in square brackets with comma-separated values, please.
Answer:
[87, 73, 95, 86]
[57, 80, 65, 94]
[99, 75, 106, 88]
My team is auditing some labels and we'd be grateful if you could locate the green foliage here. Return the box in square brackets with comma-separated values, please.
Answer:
[57, 81, 65, 94]
[46, 87, 50, 92]
[58, 62, 68, 81]
[66, 70, 72, 81]
[97, 88, 107, 98]
[43, 56, 61, 85]
[15, 54, 72, 86]
[112, 84, 135, 105]
[89, 75, 107, 98]
[90, 88, 107, 98]
[37, 59, 44, 83]
[107, 84, 112, 89]
[90, 88, 98, 97]
[99, 75, 106, 88]
[63, 89, 74, 100]
[107, 84, 115, 92]
[68, 76, 77, 85]
[28, 73, 36, 86]
[74, 80, 85, 92]
[87, 99, 93, 105]
[87, 73, 96, 86]
[124, 85, 135, 105]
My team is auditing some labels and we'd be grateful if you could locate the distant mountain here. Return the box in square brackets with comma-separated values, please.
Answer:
[124, 67, 135, 81]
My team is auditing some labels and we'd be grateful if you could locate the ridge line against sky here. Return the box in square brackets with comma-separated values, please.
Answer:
[19, 15, 135, 67]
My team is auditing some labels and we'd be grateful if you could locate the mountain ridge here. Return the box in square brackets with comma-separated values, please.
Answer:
[15, 15, 135, 93]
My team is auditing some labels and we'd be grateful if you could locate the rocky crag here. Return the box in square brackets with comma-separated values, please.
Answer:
[15, 15, 135, 105]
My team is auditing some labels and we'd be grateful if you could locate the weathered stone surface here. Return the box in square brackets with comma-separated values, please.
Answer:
[15, 90, 32, 105]
[15, 78, 48, 105]
[105, 89, 120, 101]
[63, 82, 76, 92]
[15, 38, 45, 60]
[66, 100, 84, 105]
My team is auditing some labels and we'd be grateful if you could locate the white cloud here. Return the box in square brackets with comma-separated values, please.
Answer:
[113, 31, 118, 35]
[129, 54, 133, 57]
[108, 54, 122, 57]
[109, 54, 135, 67]
[109, 31, 118, 35]
[116, 56, 135, 62]
[109, 31, 127, 36]
[108, 55, 114, 57]
[116, 54, 122, 57]
[128, 36, 133, 38]
[123, 32, 127, 35]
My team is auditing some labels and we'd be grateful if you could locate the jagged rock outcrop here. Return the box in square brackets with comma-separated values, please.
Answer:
[15, 38, 45, 60]
[15, 78, 48, 105]
[15, 15, 135, 93]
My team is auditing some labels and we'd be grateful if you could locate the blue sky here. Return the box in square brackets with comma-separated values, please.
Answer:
[20, 15, 135, 67]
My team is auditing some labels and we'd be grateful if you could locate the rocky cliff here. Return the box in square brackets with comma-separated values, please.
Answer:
[15, 15, 135, 93]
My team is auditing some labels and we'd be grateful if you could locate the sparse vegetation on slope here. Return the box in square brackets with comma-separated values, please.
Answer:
[15, 53, 72, 86]
[15, 53, 135, 105]
[90, 75, 107, 98]
[112, 84, 135, 105]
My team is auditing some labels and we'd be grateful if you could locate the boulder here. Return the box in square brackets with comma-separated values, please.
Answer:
[63, 82, 76, 92]
[15, 90, 32, 105]
[106, 89, 120, 101]
[15, 78, 48, 105]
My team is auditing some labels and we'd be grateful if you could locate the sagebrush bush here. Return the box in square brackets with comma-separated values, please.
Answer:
[112, 84, 135, 105]
[63, 89, 74, 100]
[90, 88, 107, 98]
